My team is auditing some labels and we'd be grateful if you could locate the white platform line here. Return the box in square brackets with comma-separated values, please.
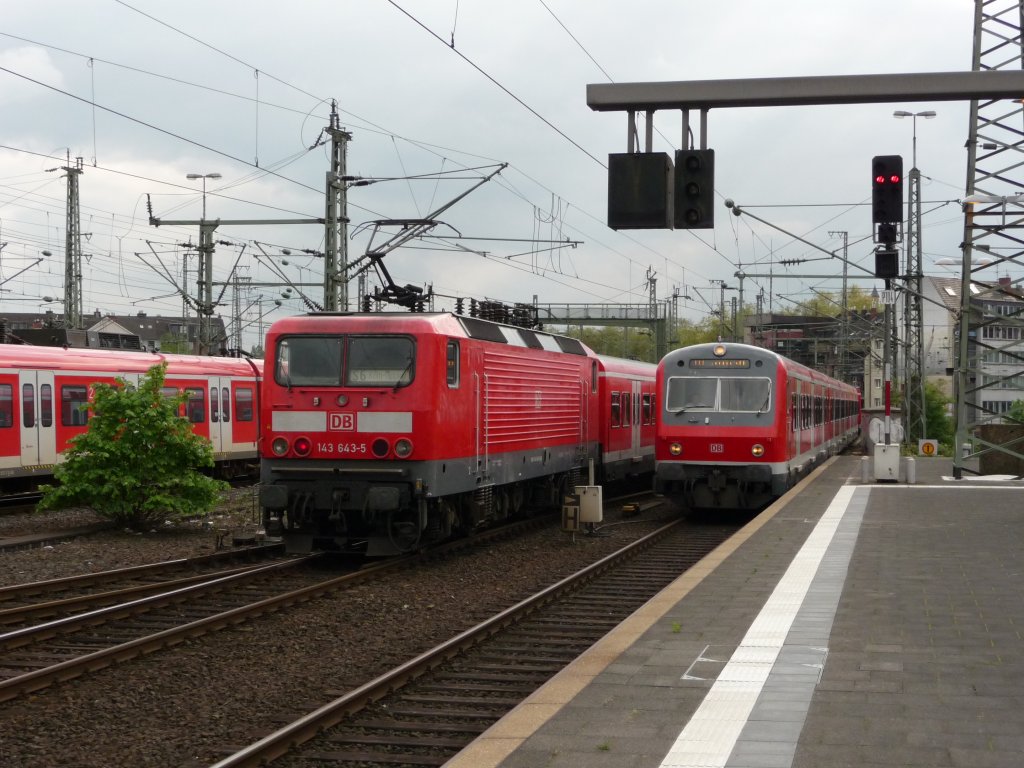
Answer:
[658, 485, 857, 768]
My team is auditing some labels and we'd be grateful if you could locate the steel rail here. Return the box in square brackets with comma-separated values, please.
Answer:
[209, 518, 684, 768]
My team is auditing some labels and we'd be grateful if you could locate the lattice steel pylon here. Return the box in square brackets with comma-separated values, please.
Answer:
[63, 156, 84, 330]
[954, 0, 1024, 477]
[904, 165, 925, 445]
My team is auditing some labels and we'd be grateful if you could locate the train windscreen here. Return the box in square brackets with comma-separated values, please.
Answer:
[345, 336, 415, 387]
[274, 335, 415, 388]
[666, 376, 772, 413]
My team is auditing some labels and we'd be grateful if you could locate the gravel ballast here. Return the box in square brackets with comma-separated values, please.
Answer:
[0, 491, 679, 767]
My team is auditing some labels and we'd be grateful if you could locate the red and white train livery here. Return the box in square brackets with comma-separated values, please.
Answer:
[258, 312, 656, 555]
[0, 345, 262, 493]
[655, 342, 860, 510]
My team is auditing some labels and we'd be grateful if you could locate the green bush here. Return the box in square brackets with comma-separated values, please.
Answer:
[39, 362, 228, 530]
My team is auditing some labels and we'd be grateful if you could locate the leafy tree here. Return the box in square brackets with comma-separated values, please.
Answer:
[39, 362, 228, 530]
[1007, 399, 1024, 425]
[778, 286, 878, 317]
[158, 331, 192, 354]
[923, 379, 955, 453]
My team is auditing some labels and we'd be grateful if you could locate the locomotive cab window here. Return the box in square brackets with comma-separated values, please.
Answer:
[346, 336, 414, 388]
[276, 337, 343, 386]
[446, 340, 459, 388]
[276, 335, 415, 389]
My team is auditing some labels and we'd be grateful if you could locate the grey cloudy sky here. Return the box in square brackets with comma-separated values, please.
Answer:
[0, 0, 979, 349]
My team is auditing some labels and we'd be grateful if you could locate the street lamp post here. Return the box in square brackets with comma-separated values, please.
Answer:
[893, 110, 936, 447]
[893, 110, 936, 170]
[186, 172, 221, 220]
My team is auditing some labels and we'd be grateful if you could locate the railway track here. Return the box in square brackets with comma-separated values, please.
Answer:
[0, 514, 560, 706]
[0, 543, 285, 625]
[209, 518, 736, 768]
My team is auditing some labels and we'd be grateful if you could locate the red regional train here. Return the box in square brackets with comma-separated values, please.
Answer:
[0, 345, 263, 494]
[655, 342, 860, 510]
[258, 312, 657, 555]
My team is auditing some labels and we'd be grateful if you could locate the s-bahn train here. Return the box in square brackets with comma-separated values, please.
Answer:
[655, 342, 860, 511]
[258, 312, 657, 555]
[0, 345, 263, 494]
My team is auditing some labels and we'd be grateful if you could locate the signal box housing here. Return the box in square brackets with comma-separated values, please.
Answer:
[607, 152, 674, 230]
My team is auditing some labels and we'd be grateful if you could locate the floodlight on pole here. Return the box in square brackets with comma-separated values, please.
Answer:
[185, 172, 222, 219]
[893, 110, 936, 169]
[963, 192, 1024, 224]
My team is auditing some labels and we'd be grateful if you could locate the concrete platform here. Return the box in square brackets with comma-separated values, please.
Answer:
[445, 455, 1024, 768]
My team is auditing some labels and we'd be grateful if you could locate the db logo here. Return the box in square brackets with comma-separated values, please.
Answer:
[329, 412, 355, 431]
[709, 443, 725, 453]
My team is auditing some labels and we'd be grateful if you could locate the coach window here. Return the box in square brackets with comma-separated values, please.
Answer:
[346, 336, 415, 388]
[0, 384, 12, 428]
[235, 387, 254, 421]
[446, 340, 459, 388]
[160, 386, 181, 416]
[591, 361, 598, 393]
[185, 387, 205, 423]
[22, 384, 34, 428]
[622, 392, 631, 426]
[210, 387, 220, 423]
[40, 384, 53, 428]
[642, 393, 652, 424]
[62, 385, 89, 427]
[221, 387, 231, 422]
[611, 392, 621, 427]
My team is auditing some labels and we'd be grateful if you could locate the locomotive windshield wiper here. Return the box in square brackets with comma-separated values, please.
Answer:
[392, 358, 414, 391]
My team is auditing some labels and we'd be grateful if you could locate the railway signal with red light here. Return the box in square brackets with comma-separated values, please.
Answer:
[871, 155, 904, 224]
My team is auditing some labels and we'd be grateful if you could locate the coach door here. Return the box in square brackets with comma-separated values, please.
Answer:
[19, 370, 57, 468]
[208, 378, 229, 457]
[630, 380, 643, 458]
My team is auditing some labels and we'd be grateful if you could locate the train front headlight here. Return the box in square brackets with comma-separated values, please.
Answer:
[271, 437, 289, 456]
[751, 443, 765, 458]
[669, 442, 683, 456]
[394, 438, 413, 458]
[293, 436, 312, 457]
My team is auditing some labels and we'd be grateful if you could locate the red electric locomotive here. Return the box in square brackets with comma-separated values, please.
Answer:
[0, 345, 262, 493]
[258, 312, 656, 555]
[655, 342, 860, 510]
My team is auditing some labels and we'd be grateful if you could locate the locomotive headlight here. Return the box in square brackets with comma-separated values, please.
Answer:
[372, 438, 389, 458]
[271, 437, 289, 456]
[336, 395, 349, 406]
[394, 438, 413, 458]
[669, 442, 683, 456]
[713, 344, 727, 357]
[293, 437, 312, 457]
[751, 443, 765, 458]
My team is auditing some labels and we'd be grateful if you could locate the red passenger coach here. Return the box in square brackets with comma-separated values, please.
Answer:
[0, 345, 262, 493]
[258, 312, 657, 555]
[655, 342, 859, 511]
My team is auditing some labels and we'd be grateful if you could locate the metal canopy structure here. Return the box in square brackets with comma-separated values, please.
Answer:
[587, 70, 1024, 111]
